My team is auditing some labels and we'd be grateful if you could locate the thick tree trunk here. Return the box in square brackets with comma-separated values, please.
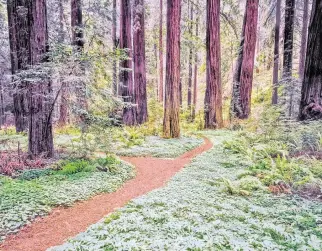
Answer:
[299, 0, 309, 80]
[7, 0, 30, 132]
[28, 0, 54, 158]
[158, 0, 164, 103]
[112, 0, 118, 96]
[299, 0, 322, 120]
[163, 0, 181, 138]
[0, 80, 4, 128]
[187, 3, 193, 115]
[119, 0, 136, 125]
[204, 0, 223, 129]
[133, 0, 148, 124]
[282, 0, 295, 79]
[192, 3, 199, 121]
[272, 0, 281, 105]
[231, 0, 258, 119]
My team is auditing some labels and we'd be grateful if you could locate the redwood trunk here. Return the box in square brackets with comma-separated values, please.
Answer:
[299, 0, 309, 80]
[231, 0, 258, 119]
[28, 0, 54, 158]
[272, 0, 281, 105]
[187, 4, 193, 114]
[112, 0, 118, 96]
[204, 0, 223, 129]
[282, 0, 295, 79]
[163, 0, 181, 138]
[119, 0, 136, 125]
[7, 0, 30, 132]
[159, 0, 164, 103]
[133, 0, 148, 124]
[299, 0, 322, 120]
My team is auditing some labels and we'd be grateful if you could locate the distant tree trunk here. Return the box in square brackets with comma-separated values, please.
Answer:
[163, 0, 181, 138]
[299, 0, 309, 80]
[283, 0, 295, 117]
[272, 0, 281, 105]
[299, 0, 322, 120]
[159, 0, 164, 103]
[119, 0, 136, 125]
[133, 0, 148, 124]
[112, 0, 118, 96]
[204, 0, 223, 129]
[7, 0, 29, 132]
[230, 0, 258, 119]
[71, 0, 87, 116]
[192, 3, 199, 121]
[28, 0, 54, 158]
[282, 0, 295, 79]
[187, 3, 193, 116]
[58, 0, 69, 126]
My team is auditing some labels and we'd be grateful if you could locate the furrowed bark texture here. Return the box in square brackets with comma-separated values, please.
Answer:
[119, 0, 136, 125]
[231, 0, 258, 119]
[272, 0, 281, 105]
[187, 3, 193, 113]
[7, 0, 30, 132]
[299, 0, 322, 120]
[192, 1, 199, 121]
[112, 0, 118, 96]
[204, 0, 223, 129]
[28, 0, 54, 158]
[133, 0, 148, 124]
[163, 0, 181, 138]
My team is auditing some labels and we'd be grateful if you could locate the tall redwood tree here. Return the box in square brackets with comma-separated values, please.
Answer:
[204, 0, 223, 129]
[28, 0, 54, 158]
[163, 0, 181, 138]
[112, 0, 118, 96]
[119, 0, 136, 125]
[192, 1, 199, 121]
[299, 0, 322, 120]
[231, 0, 259, 119]
[272, 0, 281, 105]
[7, 0, 30, 132]
[133, 0, 148, 124]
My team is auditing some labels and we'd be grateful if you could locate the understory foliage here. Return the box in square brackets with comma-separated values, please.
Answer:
[49, 132, 322, 251]
[223, 107, 322, 197]
[0, 157, 135, 241]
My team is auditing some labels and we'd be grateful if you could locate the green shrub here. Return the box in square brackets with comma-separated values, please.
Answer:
[58, 160, 94, 175]
[17, 169, 53, 181]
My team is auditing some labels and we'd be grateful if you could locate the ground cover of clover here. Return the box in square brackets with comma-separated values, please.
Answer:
[49, 131, 322, 251]
[117, 136, 204, 158]
[0, 161, 135, 242]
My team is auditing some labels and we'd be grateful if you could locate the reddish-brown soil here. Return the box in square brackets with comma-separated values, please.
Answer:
[1, 138, 213, 251]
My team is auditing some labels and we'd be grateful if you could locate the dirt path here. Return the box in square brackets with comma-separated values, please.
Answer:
[1, 138, 213, 251]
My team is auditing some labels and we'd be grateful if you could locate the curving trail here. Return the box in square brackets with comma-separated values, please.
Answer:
[1, 138, 213, 251]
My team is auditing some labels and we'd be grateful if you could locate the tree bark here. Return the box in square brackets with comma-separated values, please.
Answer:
[299, 0, 322, 120]
[7, 0, 30, 132]
[282, 0, 295, 79]
[119, 0, 136, 125]
[204, 0, 223, 129]
[163, 0, 181, 138]
[299, 0, 309, 80]
[158, 0, 164, 103]
[230, 0, 258, 119]
[112, 0, 118, 96]
[187, 3, 193, 116]
[133, 0, 148, 124]
[272, 0, 281, 105]
[0, 79, 4, 128]
[192, 2, 199, 121]
[28, 0, 54, 158]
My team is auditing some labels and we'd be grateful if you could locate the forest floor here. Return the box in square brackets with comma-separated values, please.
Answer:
[46, 130, 322, 251]
[0, 137, 211, 251]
